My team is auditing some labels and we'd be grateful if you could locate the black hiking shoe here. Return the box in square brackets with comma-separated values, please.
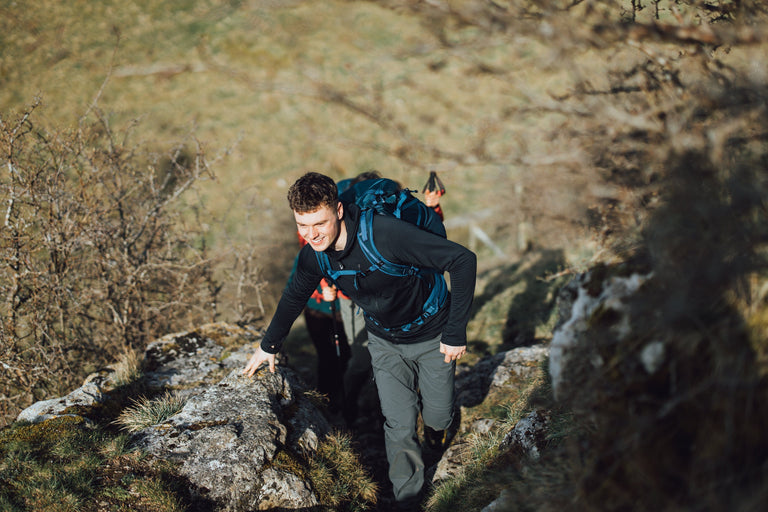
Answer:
[395, 499, 422, 512]
[394, 487, 425, 512]
[423, 412, 460, 452]
[423, 425, 449, 451]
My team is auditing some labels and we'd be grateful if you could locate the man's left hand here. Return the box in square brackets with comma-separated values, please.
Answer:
[440, 343, 466, 363]
[424, 190, 442, 208]
[321, 285, 337, 302]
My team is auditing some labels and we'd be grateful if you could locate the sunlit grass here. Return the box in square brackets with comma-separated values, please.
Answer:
[112, 347, 144, 387]
[0, 416, 186, 511]
[133, 478, 186, 512]
[425, 365, 550, 512]
[308, 431, 379, 511]
[114, 391, 187, 433]
[0, 0, 557, 259]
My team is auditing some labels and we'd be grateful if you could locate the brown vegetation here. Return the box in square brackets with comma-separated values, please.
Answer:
[0, 102, 222, 424]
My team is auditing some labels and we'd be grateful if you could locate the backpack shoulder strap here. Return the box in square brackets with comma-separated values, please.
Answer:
[358, 208, 449, 332]
[357, 209, 420, 278]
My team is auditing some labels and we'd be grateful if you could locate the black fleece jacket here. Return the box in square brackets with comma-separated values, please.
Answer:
[260, 203, 477, 354]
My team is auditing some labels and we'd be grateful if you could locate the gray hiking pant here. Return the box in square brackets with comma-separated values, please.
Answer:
[339, 297, 371, 397]
[367, 331, 456, 502]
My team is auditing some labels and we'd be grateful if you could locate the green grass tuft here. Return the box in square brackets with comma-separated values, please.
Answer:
[114, 391, 187, 433]
[309, 431, 379, 511]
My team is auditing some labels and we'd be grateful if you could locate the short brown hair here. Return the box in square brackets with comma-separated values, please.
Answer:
[351, 170, 381, 185]
[287, 172, 339, 213]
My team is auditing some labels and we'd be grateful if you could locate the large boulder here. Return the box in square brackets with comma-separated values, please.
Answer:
[142, 323, 263, 394]
[131, 324, 331, 511]
[454, 345, 548, 410]
[16, 322, 332, 511]
[131, 367, 329, 511]
[432, 345, 549, 484]
[15, 323, 263, 424]
[548, 270, 651, 400]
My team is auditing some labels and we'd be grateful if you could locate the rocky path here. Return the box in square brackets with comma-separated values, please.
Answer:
[340, 377, 449, 512]
[337, 379, 395, 511]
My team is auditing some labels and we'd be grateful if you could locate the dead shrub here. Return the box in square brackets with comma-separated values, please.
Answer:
[0, 101, 220, 425]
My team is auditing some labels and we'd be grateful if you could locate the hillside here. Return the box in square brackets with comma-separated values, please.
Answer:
[2, 0, 603, 257]
[1, 0, 605, 421]
[3, 0, 768, 510]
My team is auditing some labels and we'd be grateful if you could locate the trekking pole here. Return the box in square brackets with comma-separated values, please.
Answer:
[330, 300, 341, 358]
[422, 171, 446, 195]
[329, 298, 349, 423]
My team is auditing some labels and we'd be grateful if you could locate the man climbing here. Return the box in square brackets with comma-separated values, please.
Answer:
[243, 172, 476, 510]
[337, 170, 448, 427]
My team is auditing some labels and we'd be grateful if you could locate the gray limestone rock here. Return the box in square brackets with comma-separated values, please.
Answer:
[434, 346, 549, 485]
[431, 439, 471, 484]
[131, 367, 329, 511]
[16, 369, 119, 424]
[16, 322, 262, 424]
[549, 272, 650, 399]
[142, 323, 263, 394]
[455, 345, 548, 410]
[500, 409, 549, 459]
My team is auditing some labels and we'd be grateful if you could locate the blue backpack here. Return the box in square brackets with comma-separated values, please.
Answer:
[315, 177, 448, 333]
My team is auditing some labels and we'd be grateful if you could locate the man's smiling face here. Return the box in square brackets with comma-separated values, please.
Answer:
[294, 201, 345, 252]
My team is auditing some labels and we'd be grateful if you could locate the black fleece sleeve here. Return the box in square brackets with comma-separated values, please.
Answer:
[373, 216, 477, 347]
[260, 245, 324, 354]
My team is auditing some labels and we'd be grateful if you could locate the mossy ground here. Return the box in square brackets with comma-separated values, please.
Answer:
[0, 417, 204, 512]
